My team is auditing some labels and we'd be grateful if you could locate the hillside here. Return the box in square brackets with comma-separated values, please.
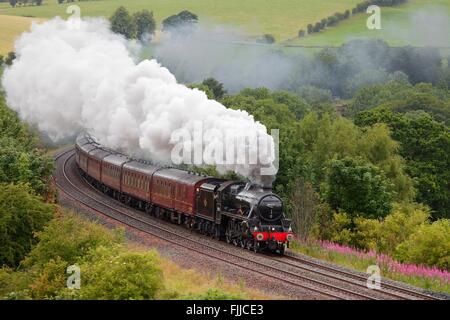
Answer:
[0, 0, 361, 42]
[289, 0, 450, 47]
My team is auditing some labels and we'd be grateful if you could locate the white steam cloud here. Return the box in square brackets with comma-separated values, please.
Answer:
[1, 18, 276, 186]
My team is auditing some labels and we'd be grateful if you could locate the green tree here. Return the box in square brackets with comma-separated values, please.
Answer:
[297, 113, 413, 203]
[296, 85, 333, 113]
[110, 6, 136, 39]
[0, 97, 54, 195]
[5, 52, 15, 66]
[355, 108, 450, 219]
[133, 10, 156, 41]
[349, 81, 450, 124]
[325, 157, 395, 219]
[202, 78, 226, 100]
[0, 183, 54, 267]
[162, 10, 198, 31]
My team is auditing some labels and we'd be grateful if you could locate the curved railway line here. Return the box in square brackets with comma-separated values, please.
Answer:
[54, 147, 442, 300]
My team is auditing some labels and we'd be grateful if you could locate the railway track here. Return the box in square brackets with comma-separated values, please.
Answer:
[54, 148, 441, 300]
[271, 253, 438, 300]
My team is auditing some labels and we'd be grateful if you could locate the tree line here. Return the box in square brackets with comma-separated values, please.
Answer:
[300, 0, 408, 37]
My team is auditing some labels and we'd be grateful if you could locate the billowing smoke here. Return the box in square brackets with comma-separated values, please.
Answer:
[1, 17, 276, 186]
[153, 25, 294, 92]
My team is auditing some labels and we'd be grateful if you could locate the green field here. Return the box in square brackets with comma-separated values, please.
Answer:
[290, 0, 450, 47]
[0, 0, 449, 55]
[0, 0, 362, 41]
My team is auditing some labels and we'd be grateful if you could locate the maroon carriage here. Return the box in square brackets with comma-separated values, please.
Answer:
[101, 153, 128, 192]
[151, 168, 211, 215]
[122, 160, 160, 202]
[87, 148, 111, 182]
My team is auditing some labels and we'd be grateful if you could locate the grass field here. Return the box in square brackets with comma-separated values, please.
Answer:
[0, 0, 449, 55]
[0, 0, 361, 40]
[290, 0, 450, 47]
[0, 15, 44, 55]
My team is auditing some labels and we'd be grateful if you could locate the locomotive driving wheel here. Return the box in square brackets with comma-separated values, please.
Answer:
[253, 240, 260, 253]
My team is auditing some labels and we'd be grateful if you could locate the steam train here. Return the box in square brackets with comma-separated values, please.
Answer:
[75, 135, 294, 254]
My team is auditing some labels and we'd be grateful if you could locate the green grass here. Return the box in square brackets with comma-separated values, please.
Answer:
[0, 0, 362, 41]
[289, 0, 450, 47]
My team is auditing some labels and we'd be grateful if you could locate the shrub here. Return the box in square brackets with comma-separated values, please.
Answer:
[396, 219, 450, 270]
[258, 34, 275, 44]
[78, 247, 164, 300]
[0, 183, 54, 267]
[313, 22, 322, 33]
[24, 212, 123, 268]
[352, 203, 429, 252]
[162, 10, 198, 31]
[184, 288, 245, 300]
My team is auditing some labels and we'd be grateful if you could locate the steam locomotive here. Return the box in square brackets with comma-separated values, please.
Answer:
[75, 135, 293, 254]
